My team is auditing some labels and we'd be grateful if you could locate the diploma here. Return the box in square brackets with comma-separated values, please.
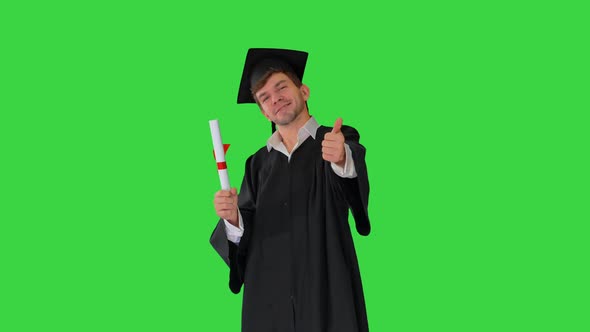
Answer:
[209, 119, 230, 190]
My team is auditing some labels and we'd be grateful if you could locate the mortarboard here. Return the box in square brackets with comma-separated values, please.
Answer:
[237, 48, 309, 133]
[237, 48, 308, 104]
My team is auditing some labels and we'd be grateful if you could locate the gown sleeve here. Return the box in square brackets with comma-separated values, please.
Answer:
[209, 155, 257, 293]
[332, 125, 371, 236]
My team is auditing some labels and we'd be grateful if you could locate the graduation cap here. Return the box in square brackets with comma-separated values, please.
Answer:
[237, 48, 309, 133]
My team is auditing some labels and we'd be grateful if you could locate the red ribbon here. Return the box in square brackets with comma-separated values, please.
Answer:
[212, 144, 231, 159]
[213, 144, 230, 170]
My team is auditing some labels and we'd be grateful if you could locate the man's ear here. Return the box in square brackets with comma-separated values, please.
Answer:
[300, 84, 310, 101]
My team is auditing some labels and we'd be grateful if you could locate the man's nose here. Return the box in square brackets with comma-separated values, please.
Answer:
[272, 93, 283, 104]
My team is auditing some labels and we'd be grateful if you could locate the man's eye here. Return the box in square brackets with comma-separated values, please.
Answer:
[279, 86, 287, 90]
[262, 97, 269, 103]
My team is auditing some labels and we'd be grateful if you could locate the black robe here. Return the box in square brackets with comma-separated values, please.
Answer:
[210, 125, 371, 332]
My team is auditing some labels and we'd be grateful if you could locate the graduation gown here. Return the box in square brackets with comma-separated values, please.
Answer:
[210, 125, 371, 332]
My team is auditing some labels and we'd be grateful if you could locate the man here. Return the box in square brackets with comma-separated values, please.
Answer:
[211, 48, 371, 332]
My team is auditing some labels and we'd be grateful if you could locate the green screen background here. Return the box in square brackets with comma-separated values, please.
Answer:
[1, 1, 588, 331]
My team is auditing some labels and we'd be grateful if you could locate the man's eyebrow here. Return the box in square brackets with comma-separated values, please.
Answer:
[257, 80, 288, 99]
[257, 91, 268, 99]
[274, 79, 287, 88]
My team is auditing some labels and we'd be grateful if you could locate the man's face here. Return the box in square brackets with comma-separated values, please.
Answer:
[255, 72, 309, 126]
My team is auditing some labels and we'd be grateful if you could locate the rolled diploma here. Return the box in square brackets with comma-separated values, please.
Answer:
[209, 119, 230, 190]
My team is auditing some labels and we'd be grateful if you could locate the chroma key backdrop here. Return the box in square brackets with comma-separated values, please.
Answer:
[1, 1, 587, 331]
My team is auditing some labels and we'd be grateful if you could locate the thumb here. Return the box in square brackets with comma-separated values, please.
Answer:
[331, 117, 343, 134]
[230, 187, 237, 196]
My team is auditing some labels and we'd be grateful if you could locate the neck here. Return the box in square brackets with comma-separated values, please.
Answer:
[277, 112, 311, 153]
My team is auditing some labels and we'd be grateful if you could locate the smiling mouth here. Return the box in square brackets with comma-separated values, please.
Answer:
[276, 102, 291, 114]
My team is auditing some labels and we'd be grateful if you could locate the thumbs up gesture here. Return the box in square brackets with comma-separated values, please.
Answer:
[322, 118, 346, 167]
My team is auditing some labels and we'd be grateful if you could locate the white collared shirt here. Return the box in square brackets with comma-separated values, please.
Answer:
[224, 116, 357, 243]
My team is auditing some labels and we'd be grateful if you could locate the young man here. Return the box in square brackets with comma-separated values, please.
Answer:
[211, 48, 371, 332]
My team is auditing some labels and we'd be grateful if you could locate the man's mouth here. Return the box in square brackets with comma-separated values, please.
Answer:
[275, 102, 291, 114]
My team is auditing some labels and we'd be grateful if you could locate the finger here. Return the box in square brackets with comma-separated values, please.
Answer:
[322, 139, 343, 149]
[215, 190, 231, 198]
[215, 205, 237, 215]
[331, 117, 343, 134]
[323, 132, 344, 143]
[213, 198, 236, 205]
[216, 204, 236, 212]
[214, 195, 236, 204]
[322, 147, 340, 156]
[322, 152, 337, 162]
[322, 146, 339, 155]
[322, 139, 344, 148]
[214, 194, 229, 202]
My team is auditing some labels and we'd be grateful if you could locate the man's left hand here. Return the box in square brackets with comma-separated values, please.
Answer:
[322, 117, 346, 168]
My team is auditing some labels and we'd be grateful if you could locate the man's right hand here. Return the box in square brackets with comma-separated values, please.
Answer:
[214, 188, 239, 227]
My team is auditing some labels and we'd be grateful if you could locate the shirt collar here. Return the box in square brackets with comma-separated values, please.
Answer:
[266, 116, 319, 152]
